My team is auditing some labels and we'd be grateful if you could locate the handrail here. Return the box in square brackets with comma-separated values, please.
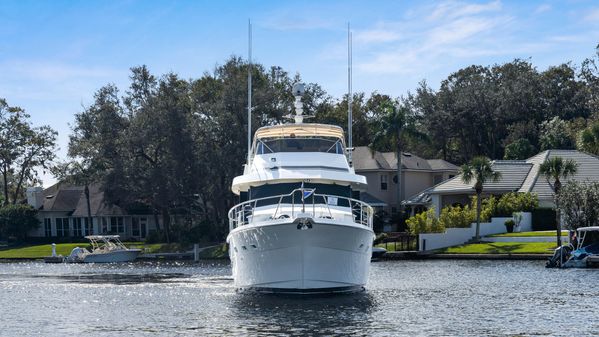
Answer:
[228, 188, 373, 231]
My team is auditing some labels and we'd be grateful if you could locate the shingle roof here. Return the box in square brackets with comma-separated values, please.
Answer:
[430, 150, 599, 201]
[38, 183, 127, 216]
[71, 183, 127, 217]
[524, 150, 599, 200]
[352, 146, 458, 172]
[41, 185, 83, 211]
[360, 192, 388, 207]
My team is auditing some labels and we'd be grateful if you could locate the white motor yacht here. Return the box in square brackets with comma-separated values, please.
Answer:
[66, 235, 141, 263]
[226, 83, 374, 293]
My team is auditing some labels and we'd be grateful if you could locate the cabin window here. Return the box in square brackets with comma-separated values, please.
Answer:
[56, 218, 69, 237]
[44, 218, 52, 237]
[256, 137, 344, 154]
[380, 175, 388, 190]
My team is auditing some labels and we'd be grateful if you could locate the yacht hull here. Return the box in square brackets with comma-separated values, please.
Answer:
[227, 221, 374, 292]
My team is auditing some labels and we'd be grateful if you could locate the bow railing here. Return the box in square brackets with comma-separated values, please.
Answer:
[228, 188, 373, 231]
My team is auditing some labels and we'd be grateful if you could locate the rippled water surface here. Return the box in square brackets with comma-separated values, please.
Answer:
[1, 259, 598, 336]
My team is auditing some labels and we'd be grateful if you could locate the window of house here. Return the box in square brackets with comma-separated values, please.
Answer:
[44, 218, 52, 237]
[110, 217, 124, 233]
[73, 218, 82, 237]
[449, 174, 455, 179]
[140, 218, 147, 238]
[433, 174, 443, 185]
[84, 218, 93, 235]
[102, 218, 108, 233]
[132, 217, 147, 238]
[56, 218, 69, 237]
[380, 175, 388, 190]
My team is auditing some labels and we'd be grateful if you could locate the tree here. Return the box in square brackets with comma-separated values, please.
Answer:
[460, 156, 502, 241]
[504, 138, 536, 160]
[539, 117, 575, 150]
[557, 181, 599, 230]
[0, 99, 57, 205]
[371, 102, 427, 215]
[539, 156, 578, 246]
[577, 121, 599, 155]
[51, 160, 99, 235]
[0, 204, 40, 240]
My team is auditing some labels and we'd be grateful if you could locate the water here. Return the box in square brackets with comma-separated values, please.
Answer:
[1, 259, 598, 336]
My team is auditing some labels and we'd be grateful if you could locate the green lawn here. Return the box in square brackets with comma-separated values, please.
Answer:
[489, 230, 568, 238]
[0, 242, 165, 259]
[439, 242, 557, 254]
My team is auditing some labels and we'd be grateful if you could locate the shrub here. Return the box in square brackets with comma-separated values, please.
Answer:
[495, 192, 538, 216]
[469, 195, 495, 222]
[439, 205, 475, 229]
[0, 204, 40, 241]
[406, 208, 445, 235]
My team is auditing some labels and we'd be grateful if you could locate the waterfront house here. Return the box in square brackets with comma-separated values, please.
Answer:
[422, 150, 599, 216]
[26, 183, 160, 239]
[352, 146, 459, 215]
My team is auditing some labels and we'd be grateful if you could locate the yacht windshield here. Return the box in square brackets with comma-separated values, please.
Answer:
[256, 137, 344, 154]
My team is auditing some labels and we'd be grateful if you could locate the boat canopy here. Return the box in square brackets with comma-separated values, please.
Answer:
[85, 235, 121, 240]
[254, 124, 345, 142]
[577, 226, 599, 232]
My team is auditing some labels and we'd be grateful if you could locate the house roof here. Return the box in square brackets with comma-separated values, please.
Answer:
[36, 183, 128, 216]
[360, 192, 388, 207]
[352, 146, 459, 172]
[429, 150, 599, 200]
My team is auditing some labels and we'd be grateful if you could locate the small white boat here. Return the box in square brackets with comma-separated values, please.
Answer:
[66, 235, 141, 263]
[547, 226, 599, 268]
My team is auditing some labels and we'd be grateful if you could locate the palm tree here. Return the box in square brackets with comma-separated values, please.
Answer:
[371, 102, 426, 217]
[539, 156, 578, 247]
[460, 157, 502, 242]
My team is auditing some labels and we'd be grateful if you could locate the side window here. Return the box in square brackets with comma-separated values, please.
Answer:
[380, 175, 388, 190]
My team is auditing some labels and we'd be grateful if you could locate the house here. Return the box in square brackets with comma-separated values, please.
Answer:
[352, 146, 459, 215]
[26, 183, 160, 240]
[422, 150, 599, 216]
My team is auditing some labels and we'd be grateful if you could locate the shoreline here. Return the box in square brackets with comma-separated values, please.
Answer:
[381, 251, 551, 260]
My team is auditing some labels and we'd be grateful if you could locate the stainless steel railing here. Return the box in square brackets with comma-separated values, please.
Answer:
[228, 188, 373, 231]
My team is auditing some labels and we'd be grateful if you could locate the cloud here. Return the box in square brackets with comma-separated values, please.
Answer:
[534, 4, 552, 14]
[356, 1, 514, 75]
[584, 7, 599, 22]
[427, 0, 502, 21]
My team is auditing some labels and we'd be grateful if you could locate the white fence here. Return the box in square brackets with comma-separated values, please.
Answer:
[418, 212, 532, 251]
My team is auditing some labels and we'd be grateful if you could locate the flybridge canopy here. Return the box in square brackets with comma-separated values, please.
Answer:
[254, 124, 345, 142]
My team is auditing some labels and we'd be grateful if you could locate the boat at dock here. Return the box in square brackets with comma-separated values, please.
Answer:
[547, 226, 599, 268]
[65, 235, 141, 263]
[226, 83, 374, 293]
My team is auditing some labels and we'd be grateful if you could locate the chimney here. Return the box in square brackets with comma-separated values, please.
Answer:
[26, 187, 43, 209]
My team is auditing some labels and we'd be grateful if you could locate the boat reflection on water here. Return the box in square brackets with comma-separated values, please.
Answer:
[231, 290, 376, 335]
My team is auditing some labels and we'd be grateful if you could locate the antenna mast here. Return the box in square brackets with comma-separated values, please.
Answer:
[347, 23, 353, 166]
[247, 19, 253, 163]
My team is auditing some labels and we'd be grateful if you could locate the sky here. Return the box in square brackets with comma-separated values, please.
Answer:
[1, 0, 599, 186]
